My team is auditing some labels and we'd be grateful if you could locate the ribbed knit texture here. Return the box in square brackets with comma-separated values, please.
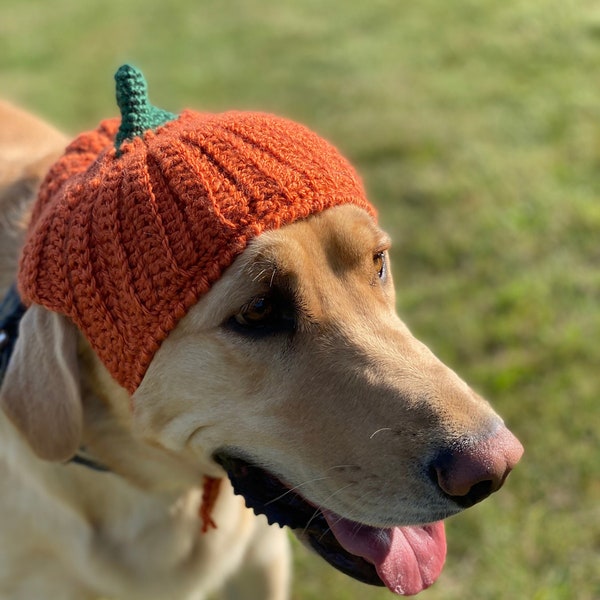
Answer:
[18, 68, 376, 394]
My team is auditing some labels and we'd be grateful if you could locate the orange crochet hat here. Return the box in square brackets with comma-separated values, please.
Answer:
[18, 65, 376, 393]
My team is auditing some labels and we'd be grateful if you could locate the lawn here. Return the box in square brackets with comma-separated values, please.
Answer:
[2, 0, 599, 598]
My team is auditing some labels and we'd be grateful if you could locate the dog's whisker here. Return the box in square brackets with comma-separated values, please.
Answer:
[316, 489, 386, 544]
[317, 527, 332, 543]
[314, 500, 370, 544]
[325, 464, 360, 472]
[302, 482, 355, 536]
[252, 268, 268, 283]
[266, 464, 360, 507]
[350, 518, 365, 539]
[369, 427, 392, 440]
[316, 509, 347, 543]
[265, 476, 330, 506]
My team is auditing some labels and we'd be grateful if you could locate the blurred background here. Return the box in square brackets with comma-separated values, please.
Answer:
[2, 0, 599, 598]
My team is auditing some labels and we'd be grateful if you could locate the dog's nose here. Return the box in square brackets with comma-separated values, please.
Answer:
[430, 426, 524, 508]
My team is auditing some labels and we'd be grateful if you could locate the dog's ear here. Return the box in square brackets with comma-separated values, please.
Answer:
[0, 304, 82, 461]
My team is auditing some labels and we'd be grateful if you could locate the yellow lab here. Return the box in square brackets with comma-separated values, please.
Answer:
[0, 67, 522, 599]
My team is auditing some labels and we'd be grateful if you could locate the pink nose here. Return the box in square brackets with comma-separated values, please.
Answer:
[431, 426, 524, 508]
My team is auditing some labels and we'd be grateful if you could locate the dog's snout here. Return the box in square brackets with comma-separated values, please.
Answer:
[430, 426, 524, 508]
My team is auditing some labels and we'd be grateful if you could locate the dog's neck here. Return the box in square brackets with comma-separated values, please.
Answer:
[77, 337, 208, 494]
[0, 286, 215, 497]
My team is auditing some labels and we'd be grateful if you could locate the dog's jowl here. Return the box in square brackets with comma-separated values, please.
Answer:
[0, 65, 522, 599]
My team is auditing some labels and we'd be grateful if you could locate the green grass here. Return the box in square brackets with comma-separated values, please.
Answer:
[2, 0, 599, 598]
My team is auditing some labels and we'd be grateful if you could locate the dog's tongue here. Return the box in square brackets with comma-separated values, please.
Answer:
[323, 511, 446, 595]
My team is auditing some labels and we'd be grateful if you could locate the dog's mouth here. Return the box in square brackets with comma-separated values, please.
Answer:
[214, 453, 447, 596]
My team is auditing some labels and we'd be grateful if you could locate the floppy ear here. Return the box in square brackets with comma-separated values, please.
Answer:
[0, 304, 82, 461]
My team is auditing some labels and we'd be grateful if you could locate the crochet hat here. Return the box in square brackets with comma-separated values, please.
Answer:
[18, 65, 376, 393]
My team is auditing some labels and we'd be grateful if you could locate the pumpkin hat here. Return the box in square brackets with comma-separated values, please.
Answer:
[18, 65, 375, 394]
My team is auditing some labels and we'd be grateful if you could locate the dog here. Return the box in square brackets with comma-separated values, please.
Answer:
[0, 71, 523, 600]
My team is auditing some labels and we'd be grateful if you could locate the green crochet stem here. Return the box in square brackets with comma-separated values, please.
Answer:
[114, 64, 176, 153]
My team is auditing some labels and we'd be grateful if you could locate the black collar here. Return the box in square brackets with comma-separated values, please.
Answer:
[0, 284, 27, 385]
[69, 448, 110, 472]
[0, 285, 110, 473]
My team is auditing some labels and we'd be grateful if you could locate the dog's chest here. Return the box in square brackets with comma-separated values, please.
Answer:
[0, 453, 248, 599]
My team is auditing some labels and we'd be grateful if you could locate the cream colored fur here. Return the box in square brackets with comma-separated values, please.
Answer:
[0, 102, 508, 599]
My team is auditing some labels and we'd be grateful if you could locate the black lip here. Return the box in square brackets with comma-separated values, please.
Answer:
[214, 453, 384, 587]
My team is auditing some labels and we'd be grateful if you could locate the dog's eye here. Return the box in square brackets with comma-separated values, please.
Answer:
[228, 293, 296, 336]
[374, 251, 386, 279]
[234, 296, 273, 326]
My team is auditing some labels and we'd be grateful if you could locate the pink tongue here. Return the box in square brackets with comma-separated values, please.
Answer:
[323, 511, 446, 596]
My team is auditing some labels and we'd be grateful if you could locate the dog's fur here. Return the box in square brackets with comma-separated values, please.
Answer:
[0, 101, 518, 599]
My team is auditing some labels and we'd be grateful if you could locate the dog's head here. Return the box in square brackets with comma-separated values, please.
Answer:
[131, 203, 523, 594]
[0, 66, 523, 595]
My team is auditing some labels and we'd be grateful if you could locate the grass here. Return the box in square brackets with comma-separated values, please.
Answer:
[2, 0, 599, 598]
